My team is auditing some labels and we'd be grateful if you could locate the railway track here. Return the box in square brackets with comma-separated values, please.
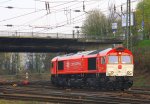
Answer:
[0, 93, 150, 104]
[0, 81, 150, 104]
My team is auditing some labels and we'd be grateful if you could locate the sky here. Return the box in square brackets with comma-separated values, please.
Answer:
[0, 0, 139, 36]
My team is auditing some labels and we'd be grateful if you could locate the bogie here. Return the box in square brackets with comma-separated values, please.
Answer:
[51, 74, 133, 90]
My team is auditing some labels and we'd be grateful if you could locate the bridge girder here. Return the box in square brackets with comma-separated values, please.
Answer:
[0, 37, 123, 53]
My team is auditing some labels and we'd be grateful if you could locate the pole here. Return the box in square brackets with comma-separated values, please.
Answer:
[126, 0, 131, 50]
[142, 0, 145, 39]
[129, 0, 131, 50]
[126, 0, 129, 49]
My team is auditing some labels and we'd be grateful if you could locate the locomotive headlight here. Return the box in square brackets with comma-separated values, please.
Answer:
[118, 52, 122, 55]
[127, 71, 132, 75]
[108, 71, 114, 76]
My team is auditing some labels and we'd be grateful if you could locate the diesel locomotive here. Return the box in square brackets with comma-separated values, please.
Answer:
[51, 47, 134, 90]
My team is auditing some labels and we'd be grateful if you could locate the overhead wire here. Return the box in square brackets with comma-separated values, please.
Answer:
[35, 0, 93, 3]
[0, 0, 12, 4]
[22, 1, 83, 24]
[34, 2, 111, 32]
[34, 1, 98, 25]
[0, 0, 96, 24]
[30, 0, 131, 25]
[15, 14, 48, 31]
[0, 0, 81, 23]
[13, 0, 113, 33]
[33, 0, 138, 34]
[19, 1, 81, 23]
[0, 5, 43, 10]
[0, 9, 45, 22]
[13, 0, 97, 32]
[1, 0, 139, 34]
[34, 12, 86, 32]
[37, 0, 82, 9]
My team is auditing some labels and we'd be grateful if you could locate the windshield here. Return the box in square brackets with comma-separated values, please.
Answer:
[108, 56, 118, 64]
[121, 55, 131, 64]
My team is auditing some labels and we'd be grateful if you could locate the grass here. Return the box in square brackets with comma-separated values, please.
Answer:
[0, 100, 45, 104]
[133, 76, 147, 87]
[0, 73, 50, 82]
[137, 40, 150, 47]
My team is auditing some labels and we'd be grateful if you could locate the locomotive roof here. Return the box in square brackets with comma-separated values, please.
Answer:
[52, 48, 112, 60]
[56, 48, 111, 57]
[57, 50, 96, 58]
[88, 48, 112, 55]
[99, 48, 112, 55]
[51, 47, 132, 61]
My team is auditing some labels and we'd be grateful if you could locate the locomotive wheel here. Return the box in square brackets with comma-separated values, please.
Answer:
[106, 81, 114, 90]
[51, 76, 55, 85]
[123, 80, 133, 90]
[112, 82, 117, 90]
[67, 79, 71, 87]
[86, 78, 98, 89]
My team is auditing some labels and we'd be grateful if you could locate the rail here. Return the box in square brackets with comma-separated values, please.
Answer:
[0, 81, 150, 104]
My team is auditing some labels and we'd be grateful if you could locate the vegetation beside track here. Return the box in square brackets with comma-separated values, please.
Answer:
[137, 40, 150, 47]
[0, 73, 50, 84]
[133, 40, 150, 87]
[0, 100, 42, 104]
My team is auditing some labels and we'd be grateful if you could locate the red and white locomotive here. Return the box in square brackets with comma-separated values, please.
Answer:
[51, 47, 134, 90]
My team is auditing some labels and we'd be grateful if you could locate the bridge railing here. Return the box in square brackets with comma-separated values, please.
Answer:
[0, 30, 125, 40]
[79, 34, 125, 40]
[0, 31, 79, 38]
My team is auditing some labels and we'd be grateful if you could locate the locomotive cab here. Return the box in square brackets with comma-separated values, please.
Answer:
[106, 47, 134, 77]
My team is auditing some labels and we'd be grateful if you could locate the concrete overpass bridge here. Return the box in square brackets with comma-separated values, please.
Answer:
[0, 31, 124, 53]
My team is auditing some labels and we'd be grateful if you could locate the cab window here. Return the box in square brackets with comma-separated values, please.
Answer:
[121, 55, 131, 64]
[101, 57, 106, 64]
[58, 61, 64, 70]
[108, 56, 118, 64]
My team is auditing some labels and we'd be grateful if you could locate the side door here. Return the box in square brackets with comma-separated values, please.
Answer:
[99, 56, 106, 73]
[88, 57, 97, 70]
